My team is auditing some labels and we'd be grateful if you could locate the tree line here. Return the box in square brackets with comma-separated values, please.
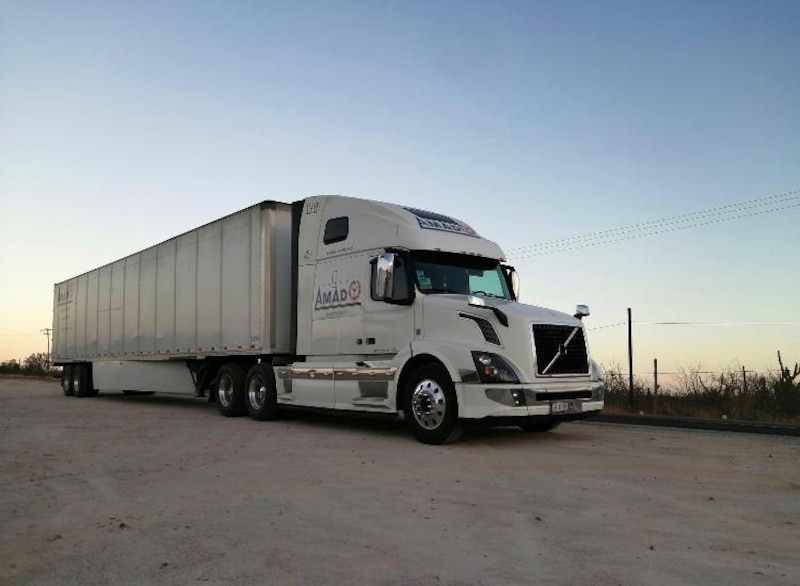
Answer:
[0, 353, 54, 376]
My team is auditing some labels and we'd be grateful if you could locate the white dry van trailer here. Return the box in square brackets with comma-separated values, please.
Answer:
[53, 195, 604, 444]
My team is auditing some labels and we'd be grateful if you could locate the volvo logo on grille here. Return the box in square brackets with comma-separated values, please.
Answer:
[542, 327, 580, 375]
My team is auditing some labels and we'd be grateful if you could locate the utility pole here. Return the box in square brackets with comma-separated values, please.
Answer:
[41, 328, 52, 372]
[628, 307, 634, 408]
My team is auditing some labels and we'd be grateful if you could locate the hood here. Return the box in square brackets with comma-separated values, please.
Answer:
[419, 294, 591, 383]
[422, 293, 583, 328]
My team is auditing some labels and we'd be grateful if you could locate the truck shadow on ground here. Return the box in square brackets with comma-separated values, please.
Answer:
[93, 392, 587, 445]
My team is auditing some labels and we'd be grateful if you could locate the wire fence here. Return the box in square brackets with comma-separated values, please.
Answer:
[602, 362, 800, 423]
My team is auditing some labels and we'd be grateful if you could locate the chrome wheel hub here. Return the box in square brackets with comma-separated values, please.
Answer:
[218, 374, 234, 407]
[412, 379, 446, 430]
[248, 376, 266, 409]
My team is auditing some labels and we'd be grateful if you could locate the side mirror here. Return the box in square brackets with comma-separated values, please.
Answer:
[502, 264, 520, 300]
[373, 252, 395, 299]
[574, 304, 590, 319]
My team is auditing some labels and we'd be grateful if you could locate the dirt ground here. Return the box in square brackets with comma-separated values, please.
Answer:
[1, 378, 798, 586]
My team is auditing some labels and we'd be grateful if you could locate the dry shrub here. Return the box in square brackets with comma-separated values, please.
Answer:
[601, 359, 800, 423]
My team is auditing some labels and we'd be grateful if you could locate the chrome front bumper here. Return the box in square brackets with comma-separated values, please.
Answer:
[455, 382, 604, 420]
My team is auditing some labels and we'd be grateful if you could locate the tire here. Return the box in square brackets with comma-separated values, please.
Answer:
[61, 366, 74, 396]
[73, 364, 95, 398]
[244, 363, 279, 421]
[403, 363, 464, 445]
[215, 363, 247, 417]
[519, 420, 561, 433]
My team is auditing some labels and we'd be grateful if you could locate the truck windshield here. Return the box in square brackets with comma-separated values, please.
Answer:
[411, 251, 511, 299]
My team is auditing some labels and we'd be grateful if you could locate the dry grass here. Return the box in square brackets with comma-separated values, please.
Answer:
[602, 364, 800, 423]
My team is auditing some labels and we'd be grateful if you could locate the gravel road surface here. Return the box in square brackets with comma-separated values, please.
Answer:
[1, 378, 798, 585]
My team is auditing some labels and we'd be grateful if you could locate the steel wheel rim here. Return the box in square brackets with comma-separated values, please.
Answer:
[248, 375, 267, 410]
[412, 379, 446, 430]
[218, 373, 234, 408]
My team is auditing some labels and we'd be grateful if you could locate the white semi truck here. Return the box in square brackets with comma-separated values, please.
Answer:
[52, 195, 604, 444]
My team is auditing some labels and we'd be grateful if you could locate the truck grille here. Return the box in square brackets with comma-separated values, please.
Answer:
[532, 324, 589, 375]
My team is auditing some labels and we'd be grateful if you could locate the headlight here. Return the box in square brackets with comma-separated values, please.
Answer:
[471, 352, 519, 384]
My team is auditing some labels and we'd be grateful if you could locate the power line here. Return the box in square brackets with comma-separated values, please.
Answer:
[617, 370, 784, 376]
[510, 200, 800, 258]
[508, 189, 799, 255]
[509, 189, 799, 254]
[587, 322, 627, 330]
[506, 189, 800, 259]
[639, 321, 800, 326]
[588, 321, 800, 330]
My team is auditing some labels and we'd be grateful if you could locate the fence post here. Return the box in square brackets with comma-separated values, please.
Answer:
[654, 358, 658, 414]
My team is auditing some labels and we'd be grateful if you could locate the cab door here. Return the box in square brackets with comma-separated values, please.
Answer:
[334, 252, 415, 410]
[364, 252, 415, 355]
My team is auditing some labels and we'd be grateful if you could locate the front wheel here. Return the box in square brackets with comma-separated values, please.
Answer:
[403, 363, 463, 445]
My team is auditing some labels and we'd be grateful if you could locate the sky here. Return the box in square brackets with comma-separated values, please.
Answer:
[1, 0, 798, 382]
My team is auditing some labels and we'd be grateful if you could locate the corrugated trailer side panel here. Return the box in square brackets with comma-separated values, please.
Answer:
[53, 279, 77, 359]
[75, 274, 87, 355]
[139, 247, 157, 354]
[109, 260, 125, 355]
[220, 208, 256, 351]
[97, 266, 112, 354]
[175, 231, 198, 353]
[263, 202, 293, 353]
[196, 219, 222, 351]
[156, 240, 177, 353]
[53, 202, 294, 362]
[123, 255, 140, 354]
[86, 271, 99, 356]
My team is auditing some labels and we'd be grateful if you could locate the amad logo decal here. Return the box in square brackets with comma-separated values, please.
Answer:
[315, 273, 363, 311]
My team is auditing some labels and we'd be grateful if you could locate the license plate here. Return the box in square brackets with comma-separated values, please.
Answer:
[551, 401, 572, 414]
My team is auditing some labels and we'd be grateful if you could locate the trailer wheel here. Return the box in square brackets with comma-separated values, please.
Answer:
[244, 363, 279, 421]
[215, 363, 247, 417]
[403, 363, 464, 445]
[61, 366, 74, 396]
[519, 421, 561, 433]
[73, 364, 95, 398]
